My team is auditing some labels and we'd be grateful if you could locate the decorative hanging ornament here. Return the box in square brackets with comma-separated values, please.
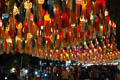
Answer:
[105, 9, 109, 17]
[76, 0, 82, 4]
[38, 0, 44, 19]
[24, 0, 32, 32]
[13, 3, 18, 16]
[0, 19, 2, 27]
[38, 0, 44, 4]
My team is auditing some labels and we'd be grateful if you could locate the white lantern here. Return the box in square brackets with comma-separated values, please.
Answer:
[6, 38, 12, 43]
[105, 9, 109, 17]
[13, 5, 18, 16]
[24, 1, 32, 9]
[38, 0, 44, 4]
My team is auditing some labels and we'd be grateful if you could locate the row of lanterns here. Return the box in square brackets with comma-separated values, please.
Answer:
[0, 0, 119, 63]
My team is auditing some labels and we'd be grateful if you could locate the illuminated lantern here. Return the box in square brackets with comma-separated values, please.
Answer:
[44, 11, 51, 31]
[24, 20, 28, 37]
[44, 11, 51, 22]
[38, 0, 44, 19]
[61, 13, 68, 28]
[105, 9, 109, 17]
[30, 14, 34, 22]
[0, 19, 3, 39]
[17, 22, 22, 38]
[5, 26, 10, 38]
[24, 0, 32, 32]
[0, 19, 2, 27]
[6, 38, 12, 53]
[38, 0, 44, 4]
[16, 36, 22, 52]
[13, 3, 18, 16]
[38, 20, 42, 27]
[97, 0, 105, 6]
[76, 0, 82, 4]
[96, 16, 99, 23]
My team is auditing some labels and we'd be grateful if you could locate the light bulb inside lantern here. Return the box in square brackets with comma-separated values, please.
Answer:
[41, 25, 44, 30]
[6, 38, 12, 43]
[100, 25, 103, 29]
[105, 9, 109, 16]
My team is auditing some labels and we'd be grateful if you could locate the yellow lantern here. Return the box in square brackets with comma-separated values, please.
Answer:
[44, 11, 51, 22]
[24, 0, 32, 10]
[38, 0, 44, 4]
[17, 22, 22, 38]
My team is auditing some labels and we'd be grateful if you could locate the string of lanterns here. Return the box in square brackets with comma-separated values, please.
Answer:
[0, 0, 119, 63]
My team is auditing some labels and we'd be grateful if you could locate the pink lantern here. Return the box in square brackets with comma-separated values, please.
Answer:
[0, 19, 2, 27]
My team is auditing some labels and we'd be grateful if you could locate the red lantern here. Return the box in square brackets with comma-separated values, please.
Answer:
[97, 0, 105, 6]
[106, 16, 110, 22]
[96, 16, 99, 23]
[38, 20, 42, 27]
[24, 21, 29, 36]
[61, 13, 67, 20]
[42, 8, 45, 17]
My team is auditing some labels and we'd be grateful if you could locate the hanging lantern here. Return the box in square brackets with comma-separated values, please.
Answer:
[76, 0, 82, 4]
[38, 0, 44, 4]
[30, 14, 34, 21]
[24, 0, 32, 32]
[24, 0, 32, 10]
[17, 22, 22, 38]
[13, 3, 18, 16]
[44, 11, 51, 22]
[27, 33, 33, 39]
[0, 19, 2, 27]
[105, 9, 109, 17]
[96, 16, 99, 23]
[24, 21, 29, 36]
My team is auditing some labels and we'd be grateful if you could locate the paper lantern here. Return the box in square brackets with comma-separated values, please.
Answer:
[24, 0, 32, 21]
[24, 21, 28, 36]
[38, 20, 42, 27]
[44, 11, 51, 22]
[13, 3, 18, 16]
[96, 16, 99, 23]
[0, 19, 2, 27]
[17, 22, 22, 38]
[38, 0, 44, 4]
[105, 9, 109, 17]
[76, 0, 82, 4]
[24, 0, 32, 9]
[27, 33, 33, 39]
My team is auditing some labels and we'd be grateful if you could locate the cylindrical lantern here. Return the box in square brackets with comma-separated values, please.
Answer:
[38, 0, 44, 4]
[24, 0, 32, 32]
[38, 0, 44, 19]
[0, 19, 2, 27]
